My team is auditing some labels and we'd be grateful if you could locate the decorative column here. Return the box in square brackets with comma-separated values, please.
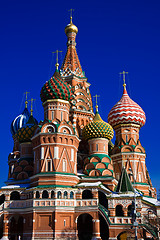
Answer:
[92, 219, 101, 239]
[2, 214, 9, 240]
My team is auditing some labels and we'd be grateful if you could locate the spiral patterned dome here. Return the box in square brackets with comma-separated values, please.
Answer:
[17, 115, 37, 143]
[108, 87, 146, 128]
[40, 70, 73, 103]
[82, 107, 114, 141]
[10, 107, 30, 135]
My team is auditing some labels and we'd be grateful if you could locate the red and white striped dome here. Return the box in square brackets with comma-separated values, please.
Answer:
[108, 87, 146, 128]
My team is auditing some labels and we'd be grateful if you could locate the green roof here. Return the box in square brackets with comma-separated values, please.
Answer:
[116, 167, 134, 193]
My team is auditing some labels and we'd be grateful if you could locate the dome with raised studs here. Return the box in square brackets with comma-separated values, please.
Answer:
[82, 107, 114, 140]
[17, 115, 38, 143]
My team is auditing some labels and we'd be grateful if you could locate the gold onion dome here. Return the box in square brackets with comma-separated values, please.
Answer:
[82, 106, 114, 141]
[65, 16, 78, 35]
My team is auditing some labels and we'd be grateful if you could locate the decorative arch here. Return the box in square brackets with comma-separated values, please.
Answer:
[115, 205, 124, 217]
[82, 190, 93, 199]
[58, 125, 73, 135]
[42, 124, 56, 133]
[77, 213, 93, 240]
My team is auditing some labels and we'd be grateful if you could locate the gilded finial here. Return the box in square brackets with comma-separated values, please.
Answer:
[120, 71, 128, 89]
[93, 95, 100, 112]
[29, 98, 36, 116]
[68, 9, 74, 21]
[52, 50, 62, 70]
[24, 91, 29, 108]
[65, 9, 78, 35]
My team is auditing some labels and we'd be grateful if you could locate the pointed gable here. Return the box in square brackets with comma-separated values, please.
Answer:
[116, 167, 134, 193]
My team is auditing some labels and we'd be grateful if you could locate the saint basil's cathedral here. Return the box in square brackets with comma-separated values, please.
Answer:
[0, 15, 159, 240]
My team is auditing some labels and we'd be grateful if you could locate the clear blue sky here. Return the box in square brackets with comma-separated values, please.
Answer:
[0, 0, 160, 193]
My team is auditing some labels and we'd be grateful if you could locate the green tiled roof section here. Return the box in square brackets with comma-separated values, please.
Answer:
[116, 167, 134, 193]
[98, 204, 111, 224]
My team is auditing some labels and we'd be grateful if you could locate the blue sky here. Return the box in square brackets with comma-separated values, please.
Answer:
[0, 0, 160, 193]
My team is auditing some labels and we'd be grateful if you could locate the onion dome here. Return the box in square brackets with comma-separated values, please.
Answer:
[10, 107, 30, 135]
[82, 106, 114, 140]
[40, 69, 73, 103]
[65, 16, 78, 35]
[108, 85, 146, 128]
[17, 115, 37, 143]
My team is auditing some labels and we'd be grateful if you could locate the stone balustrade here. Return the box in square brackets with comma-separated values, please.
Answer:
[3, 199, 98, 209]
[109, 216, 142, 224]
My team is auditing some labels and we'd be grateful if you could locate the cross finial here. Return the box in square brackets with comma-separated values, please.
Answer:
[93, 94, 100, 112]
[24, 91, 29, 108]
[29, 98, 36, 116]
[68, 9, 74, 21]
[120, 71, 128, 89]
[52, 50, 62, 70]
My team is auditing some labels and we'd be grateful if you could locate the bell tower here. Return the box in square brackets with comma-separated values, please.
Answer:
[60, 14, 94, 136]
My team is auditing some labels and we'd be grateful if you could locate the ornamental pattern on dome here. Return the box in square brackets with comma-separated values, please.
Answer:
[10, 107, 30, 135]
[108, 87, 146, 128]
[40, 70, 73, 103]
[82, 108, 114, 140]
[17, 116, 37, 143]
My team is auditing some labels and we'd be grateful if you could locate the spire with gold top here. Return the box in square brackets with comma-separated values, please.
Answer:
[60, 10, 85, 78]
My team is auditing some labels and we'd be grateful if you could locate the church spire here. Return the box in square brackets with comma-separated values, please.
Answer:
[60, 13, 84, 78]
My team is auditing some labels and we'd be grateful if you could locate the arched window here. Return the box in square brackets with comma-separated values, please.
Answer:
[0, 194, 5, 205]
[42, 190, 49, 199]
[127, 204, 132, 217]
[57, 191, 62, 199]
[51, 191, 55, 199]
[64, 191, 68, 199]
[10, 191, 20, 200]
[36, 191, 40, 199]
[70, 191, 74, 199]
[116, 205, 124, 216]
[82, 190, 93, 199]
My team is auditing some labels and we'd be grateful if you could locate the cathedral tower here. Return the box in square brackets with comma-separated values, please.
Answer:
[108, 73, 156, 197]
[60, 16, 94, 135]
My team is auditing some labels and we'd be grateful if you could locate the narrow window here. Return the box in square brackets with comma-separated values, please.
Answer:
[48, 161, 51, 172]
[61, 111, 63, 121]
[52, 111, 54, 120]
[64, 219, 66, 227]
[96, 144, 98, 151]
[126, 135, 128, 143]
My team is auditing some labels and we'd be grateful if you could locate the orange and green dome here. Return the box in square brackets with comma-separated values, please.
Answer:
[40, 70, 73, 103]
[17, 115, 37, 143]
[82, 107, 114, 140]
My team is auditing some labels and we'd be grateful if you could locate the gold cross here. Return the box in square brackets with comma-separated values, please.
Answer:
[68, 9, 74, 18]
[29, 98, 36, 116]
[120, 71, 128, 88]
[24, 91, 29, 108]
[93, 95, 100, 112]
[52, 50, 62, 70]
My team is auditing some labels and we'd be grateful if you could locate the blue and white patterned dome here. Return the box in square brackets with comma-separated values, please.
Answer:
[10, 107, 30, 135]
